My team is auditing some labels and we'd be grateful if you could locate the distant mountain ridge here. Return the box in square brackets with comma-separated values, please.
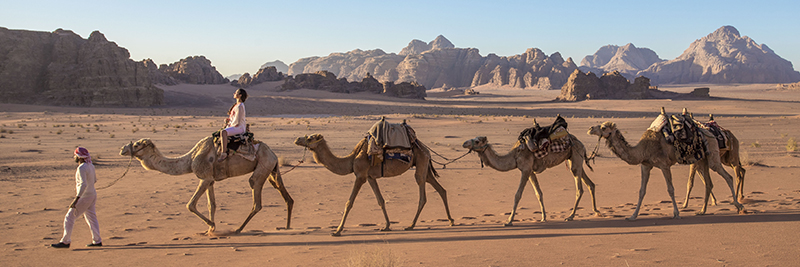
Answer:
[260, 60, 289, 73]
[579, 43, 663, 80]
[637, 26, 800, 84]
[288, 35, 576, 90]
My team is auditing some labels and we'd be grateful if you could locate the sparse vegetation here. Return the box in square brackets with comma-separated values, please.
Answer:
[751, 141, 761, 148]
[57, 129, 63, 134]
[787, 138, 797, 152]
[345, 247, 399, 267]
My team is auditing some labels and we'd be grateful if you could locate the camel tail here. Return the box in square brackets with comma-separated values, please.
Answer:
[429, 160, 440, 178]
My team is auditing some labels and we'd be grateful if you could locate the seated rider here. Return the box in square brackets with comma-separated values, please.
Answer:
[218, 88, 247, 161]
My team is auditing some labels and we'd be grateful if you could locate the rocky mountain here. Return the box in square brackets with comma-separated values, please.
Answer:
[0, 27, 162, 107]
[580, 43, 663, 80]
[638, 26, 800, 84]
[282, 71, 426, 99]
[156, 55, 228, 84]
[231, 66, 284, 87]
[260, 60, 289, 74]
[557, 69, 651, 101]
[287, 36, 576, 90]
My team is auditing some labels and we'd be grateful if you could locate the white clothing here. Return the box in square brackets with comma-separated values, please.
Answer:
[60, 162, 101, 244]
[224, 102, 246, 135]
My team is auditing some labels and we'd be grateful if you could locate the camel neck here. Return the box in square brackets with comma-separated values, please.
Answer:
[476, 143, 518, 171]
[309, 139, 358, 175]
[137, 142, 196, 175]
[606, 129, 645, 165]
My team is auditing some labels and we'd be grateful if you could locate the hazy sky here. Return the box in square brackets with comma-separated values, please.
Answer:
[2, 0, 798, 76]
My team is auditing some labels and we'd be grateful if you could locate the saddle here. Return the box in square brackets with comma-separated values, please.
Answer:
[518, 115, 571, 158]
[648, 108, 708, 164]
[366, 117, 416, 166]
[699, 115, 728, 150]
[212, 126, 257, 161]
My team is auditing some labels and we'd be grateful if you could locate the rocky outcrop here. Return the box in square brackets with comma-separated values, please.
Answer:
[471, 48, 578, 89]
[231, 66, 284, 87]
[159, 55, 229, 84]
[260, 60, 289, 74]
[556, 69, 651, 101]
[144, 59, 178, 85]
[777, 82, 800, 90]
[282, 72, 425, 99]
[580, 43, 663, 80]
[0, 27, 162, 106]
[638, 26, 800, 84]
[287, 36, 575, 90]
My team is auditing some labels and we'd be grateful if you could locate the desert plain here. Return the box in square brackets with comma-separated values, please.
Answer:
[1, 82, 799, 266]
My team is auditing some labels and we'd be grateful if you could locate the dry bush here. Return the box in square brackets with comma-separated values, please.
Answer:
[345, 246, 400, 267]
[787, 138, 797, 152]
[740, 150, 763, 166]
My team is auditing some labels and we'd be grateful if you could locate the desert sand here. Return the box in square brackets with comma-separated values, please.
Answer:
[1, 82, 799, 266]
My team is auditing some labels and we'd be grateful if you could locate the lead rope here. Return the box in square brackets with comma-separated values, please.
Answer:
[97, 141, 134, 190]
[417, 140, 471, 169]
[586, 136, 602, 165]
[280, 147, 307, 175]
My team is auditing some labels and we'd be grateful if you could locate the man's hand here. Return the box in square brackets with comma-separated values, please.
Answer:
[69, 196, 80, 209]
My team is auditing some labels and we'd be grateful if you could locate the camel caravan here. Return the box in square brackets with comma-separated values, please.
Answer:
[118, 107, 747, 236]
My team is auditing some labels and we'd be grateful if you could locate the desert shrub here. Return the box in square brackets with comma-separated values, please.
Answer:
[788, 138, 797, 152]
[345, 247, 399, 267]
[751, 141, 761, 148]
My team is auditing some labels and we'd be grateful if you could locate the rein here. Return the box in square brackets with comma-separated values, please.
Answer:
[586, 136, 602, 164]
[417, 140, 471, 169]
[280, 147, 307, 175]
[97, 141, 134, 190]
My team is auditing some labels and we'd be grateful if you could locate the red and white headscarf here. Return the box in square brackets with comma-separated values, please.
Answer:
[74, 147, 91, 163]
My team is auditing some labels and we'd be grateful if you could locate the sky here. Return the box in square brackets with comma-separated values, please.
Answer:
[2, 0, 799, 77]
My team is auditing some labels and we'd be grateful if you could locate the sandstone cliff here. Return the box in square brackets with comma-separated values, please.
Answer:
[287, 36, 575, 90]
[231, 66, 284, 87]
[638, 26, 800, 84]
[158, 55, 229, 84]
[580, 43, 663, 80]
[282, 71, 425, 99]
[260, 60, 289, 74]
[0, 27, 162, 107]
[556, 69, 651, 101]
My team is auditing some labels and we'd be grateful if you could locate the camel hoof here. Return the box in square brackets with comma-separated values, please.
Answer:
[673, 215, 682, 219]
[680, 204, 688, 209]
[594, 213, 604, 218]
[625, 217, 637, 221]
[695, 211, 707, 216]
[503, 222, 513, 227]
[738, 209, 748, 215]
[331, 232, 342, 237]
[404, 226, 415, 231]
[449, 220, 455, 226]
[564, 217, 574, 221]
[380, 227, 391, 232]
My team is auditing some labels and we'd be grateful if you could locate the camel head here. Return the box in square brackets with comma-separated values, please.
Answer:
[588, 121, 617, 139]
[294, 134, 325, 149]
[462, 136, 489, 152]
[119, 138, 154, 158]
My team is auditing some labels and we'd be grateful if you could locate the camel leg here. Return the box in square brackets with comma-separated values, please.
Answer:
[695, 160, 714, 215]
[565, 160, 584, 221]
[660, 167, 681, 219]
[682, 163, 698, 209]
[236, 174, 264, 234]
[735, 165, 746, 202]
[528, 173, 546, 222]
[406, 170, 429, 231]
[206, 182, 217, 231]
[332, 176, 366, 236]
[425, 169, 454, 226]
[627, 165, 653, 221]
[505, 171, 531, 226]
[709, 160, 744, 213]
[580, 169, 601, 217]
[366, 178, 392, 231]
[266, 169, 294, 230]
[187, 179, 216, 233]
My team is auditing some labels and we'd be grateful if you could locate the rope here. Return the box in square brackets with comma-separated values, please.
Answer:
[97, 141, 134, 190]
[280, 147, 307, 175]
[586, 136, 602, 165]
[417, 140, 471, 169]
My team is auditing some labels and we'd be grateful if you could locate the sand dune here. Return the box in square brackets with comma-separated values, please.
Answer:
[1, 84, 799, 266]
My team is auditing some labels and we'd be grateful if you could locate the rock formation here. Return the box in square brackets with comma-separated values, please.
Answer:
[158, 56, 229, 84]
[287, 36, 576, 90]
[638, 26, 800, 84]
[580, 43, 663, 80]
[231, 66, 284, 87]
[260, 60, 289, 74]
[776, 82, 800, 90]
[556, 69, 651, 101]
[0, 27, 162, 107]
[471, 48, 578, 89]
[282, 72, 425, 99]
[144, 59, 179, 85]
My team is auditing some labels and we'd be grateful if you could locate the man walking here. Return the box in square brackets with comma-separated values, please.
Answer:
[51, 147, 102, 248]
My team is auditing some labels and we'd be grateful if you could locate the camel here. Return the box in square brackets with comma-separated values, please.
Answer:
[294, 133, 454, 236]
[119, 137, 293, 234]
[683, 118, 747, 208]
[462, 135, 600, 225]
[588, 118, 744, 221]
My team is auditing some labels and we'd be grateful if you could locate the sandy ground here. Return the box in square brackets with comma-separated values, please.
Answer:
[1, 83, 799, 266]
